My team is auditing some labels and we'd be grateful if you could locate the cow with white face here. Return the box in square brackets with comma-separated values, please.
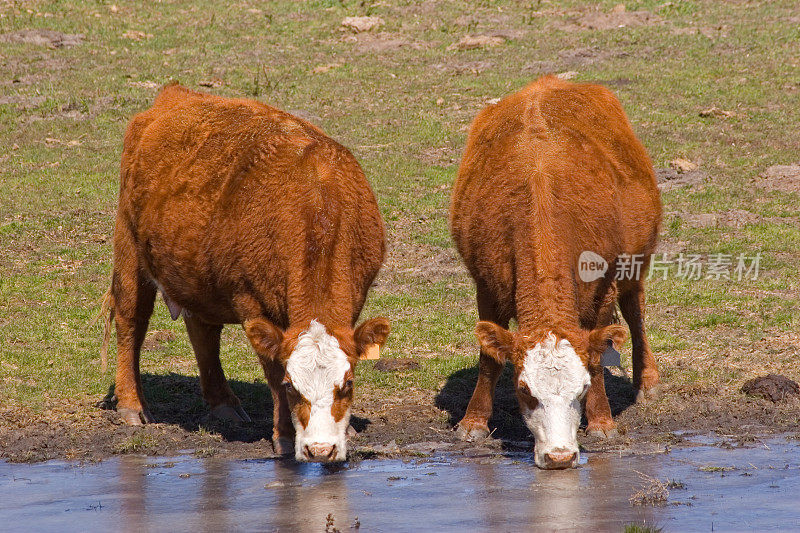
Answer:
[450, 76, 662, 469]
[473, 322, 625, 469]
[106, 83, 390, 465]
[245, 317, 389, 462]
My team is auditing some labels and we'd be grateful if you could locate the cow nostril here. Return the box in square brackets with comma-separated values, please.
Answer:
[544, 451, 578, 469]
[303, 445, 313, 460]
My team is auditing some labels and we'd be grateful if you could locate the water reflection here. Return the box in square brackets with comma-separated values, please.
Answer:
[13, 439, 793, 532]
[199, 459, 231, 533]
[270, 462, 350, 533]
[118, 456, 147, 533]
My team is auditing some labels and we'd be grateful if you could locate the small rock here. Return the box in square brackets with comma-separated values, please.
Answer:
[341, 16, 384, 33]
[741, 374, 799, 402]
[670, 158, 699, 173]
[373, 358, 419, 372]
[611, 3, 627, 13]
[447, 34, 506, 51]
[556, 71, 579, 80]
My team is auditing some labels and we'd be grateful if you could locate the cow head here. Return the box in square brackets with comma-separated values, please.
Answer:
[245, 317, 390, 463]
[474, 321, 625, 470]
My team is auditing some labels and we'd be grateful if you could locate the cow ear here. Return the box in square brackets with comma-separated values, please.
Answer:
[354, 317, 391, 358]
[244, 318, 284, 361]
[587, 324, 627, 354]
[475, 321, 515, 364]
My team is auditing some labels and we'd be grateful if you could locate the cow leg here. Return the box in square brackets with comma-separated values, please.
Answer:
[585, 282, 618, 438]
[457, 285, 508, 441]
[584, 367, 617, 438]
[261, 358, 295, 455]
[112, 238, 157, 425]
[618, 280, 660, 403]
[184, 315, 251, 423]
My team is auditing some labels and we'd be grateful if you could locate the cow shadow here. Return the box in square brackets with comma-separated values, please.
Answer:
[98, 373, 370, 443]
[434, 364, 637, 443]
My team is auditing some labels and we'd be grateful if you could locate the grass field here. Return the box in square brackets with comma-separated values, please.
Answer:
[1, 0, 799, 457]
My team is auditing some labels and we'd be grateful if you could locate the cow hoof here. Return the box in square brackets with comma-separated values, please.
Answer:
[118, 407, 154, 425]
[211, 404, 251, 423]
[636, 384, 661, 404]
[456, 422, 489, 441]
[586, 426, 618, 439]
[273, 436, 294, 456]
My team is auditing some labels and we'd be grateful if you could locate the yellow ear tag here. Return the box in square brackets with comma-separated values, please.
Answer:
[361, 343, 381, 360]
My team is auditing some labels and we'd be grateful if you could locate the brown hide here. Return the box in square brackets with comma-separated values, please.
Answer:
[451, 75, 661, 345]
[110, 83, 386, 442]
[116, 83, 385, 329]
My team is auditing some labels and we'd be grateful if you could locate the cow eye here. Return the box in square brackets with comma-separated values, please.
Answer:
[517, 382, 533, 398]
[283, 380, 296, 394]
[340, 379, 354, 395]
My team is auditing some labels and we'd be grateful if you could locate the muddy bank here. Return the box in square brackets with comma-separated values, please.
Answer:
[1, 369, 799, 463]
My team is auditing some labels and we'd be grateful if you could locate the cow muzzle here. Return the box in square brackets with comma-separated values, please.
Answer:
[538, 447, 579, 470]
[302, 443, 338, 462]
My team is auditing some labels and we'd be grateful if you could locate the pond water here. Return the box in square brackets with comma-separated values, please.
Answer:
[1, 436, 798, 532]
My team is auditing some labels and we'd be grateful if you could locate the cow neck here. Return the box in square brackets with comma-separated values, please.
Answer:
[515, 165, 580, 337]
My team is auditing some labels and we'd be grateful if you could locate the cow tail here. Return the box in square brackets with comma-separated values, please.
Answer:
[98, 289, 114, 373]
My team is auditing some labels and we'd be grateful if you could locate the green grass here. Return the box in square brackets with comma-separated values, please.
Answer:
[1, 0, 799, 419]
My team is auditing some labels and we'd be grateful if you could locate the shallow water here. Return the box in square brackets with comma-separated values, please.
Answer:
[1, 437, 798, 532]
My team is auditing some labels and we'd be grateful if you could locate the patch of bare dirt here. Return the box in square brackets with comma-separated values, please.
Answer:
[373, 358, 420, 372]
[447, 34, 506, 51]
[430, 60, 494, 75]
[0, 95, 46, 110]
[343, 32, 428, 54]
[0, 29, 83, 48]
[557, 7, 661, 32]
[377, 233, 467, 293]
[141, 329, 177, 352]
[656, 167, 708, 191]
[755, 164, 800, 194]
[417, 145, 461, 167]
[672, 209, 763, 229]
[672, 25, 731, 39]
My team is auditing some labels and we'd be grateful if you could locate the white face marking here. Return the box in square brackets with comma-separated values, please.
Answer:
[518, 332, 591, 469]
[285, 320, 350, 461]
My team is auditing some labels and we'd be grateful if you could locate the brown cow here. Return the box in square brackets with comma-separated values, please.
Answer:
[450, 76, 662, 469]
[107, 83, 389, 462]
